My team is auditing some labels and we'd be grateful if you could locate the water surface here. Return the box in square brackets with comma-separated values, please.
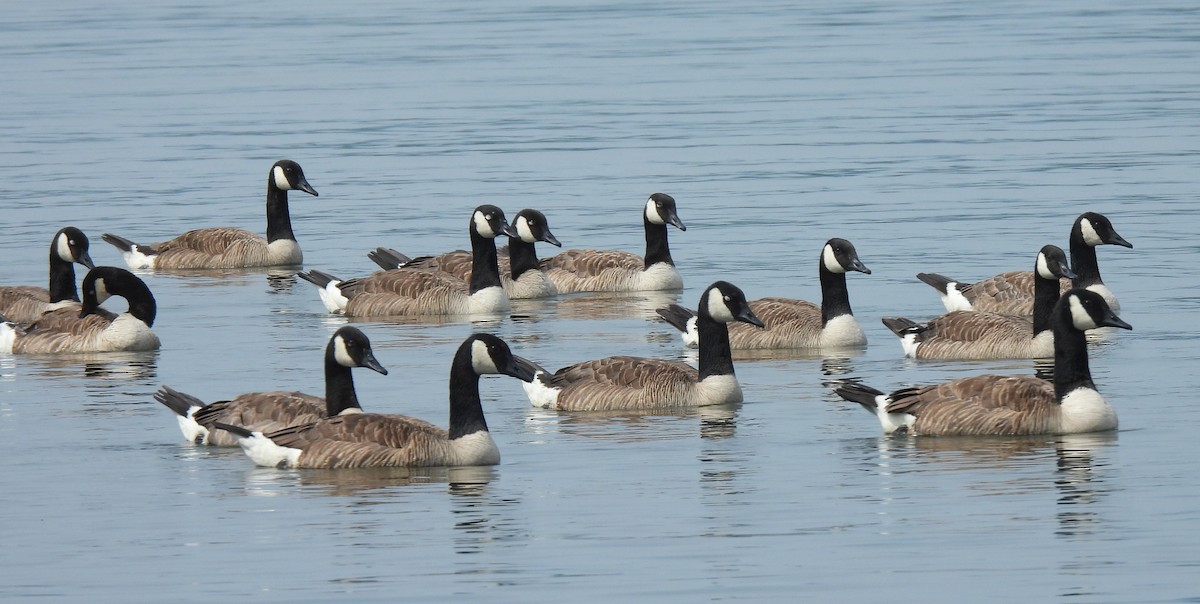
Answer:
[1, 1, 1198, 601]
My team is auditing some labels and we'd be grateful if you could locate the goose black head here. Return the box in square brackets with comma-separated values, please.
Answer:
[328, 326, 388, 375]
[1036, 244, 1076, 280]
[54, 226, 95, 269]
[513, 209, 561, 247]
[1075, 212, 1131, 249]
[271, 160, 319, 197]
[471, 205, 519, 239]
[822, 238, 871, 275]
[644, 193, 686, 231]
[700, 280, 764, 328]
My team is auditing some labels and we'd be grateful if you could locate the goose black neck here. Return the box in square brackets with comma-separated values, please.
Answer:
[1069, 228, 1102, 288]
[122, 281, 158, 327]
[47, 251, 81, 303]
[643, 218, 674, 268]
[1052, 315, 1095, 401]
[468, 229, 504, 293]
[697, 312, 736, 379]
[264, 180, 296, 244]
[448, 349, 489, 440]
[323, 354, 363, 416]
[507, 236, 539, 281]
[819, 263, 853, 326]
[1031, 270, 1059, 335]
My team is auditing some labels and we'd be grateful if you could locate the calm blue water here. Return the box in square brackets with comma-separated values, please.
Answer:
[2, 1, 1198, 601]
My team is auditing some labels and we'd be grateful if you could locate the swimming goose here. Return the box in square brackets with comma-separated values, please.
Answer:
[215, 333, 537, 468]
[156, 326, 387, 446]
[657, 238, 870, 350]
[1, 267, 159, 354]
[917, 212, 1132, 315]
[522, 281, 764, 411]
[0, 227, 96, 324]
[540, 193, 686, 293]
[367, 208, 563, 299]
[101, 160, 318, 269]
[836, 289, 1131, 436]
[883, 245, 1076, 360]
[297, 205, 518, 317]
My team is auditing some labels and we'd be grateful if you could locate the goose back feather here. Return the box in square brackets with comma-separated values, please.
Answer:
[101, 160, 318, 269]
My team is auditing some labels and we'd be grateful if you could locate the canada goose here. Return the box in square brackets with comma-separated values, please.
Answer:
[297, 205, 518, 317]
[157, 326, 387, 446]
[883, 245, 1077, 360]
[215, 333, 537, 468]
[540, 193, 686, 293]
[0, 227, 96, 324]
[917, 212, 1132, 315]
[1, 267, 159, 354]
[367, 208, 563, 299]
[522, 281, 764, 411]
[101, 160, 318, 269]
[656, 238, 870, 350]
[836, 289, 1131, 436]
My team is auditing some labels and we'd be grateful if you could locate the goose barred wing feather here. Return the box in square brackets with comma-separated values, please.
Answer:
[966, 271, 1047, 315]
[887, 375, 1059, 436]
[727, 298, 822, 349]
[10, 311, 117, 353]
[340, 270, 472, 317]
[541, 249, 644, 276]
[544, 356, 699, 411]
[400, 249, 514, 282]
[151, 227, 274, 269]
[192, 391, 328, 447]
[920, 311, 1033, 342]
[268, 414, 451, 468]
[0, 287, 54, 324]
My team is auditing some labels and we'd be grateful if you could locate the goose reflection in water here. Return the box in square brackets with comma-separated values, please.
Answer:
[849, 431, 1117, 538]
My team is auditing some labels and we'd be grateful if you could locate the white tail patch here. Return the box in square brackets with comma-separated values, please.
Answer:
[317, 280, 348, 313]
[940, 283, 974, 313]
[176, 407, 209, 443]
[122, 247, 156, 270]
[522, 371, 561, 408]
[681, 316, 699, 347]
[1, 323, 17, 354]
[238, 431, 302, 468]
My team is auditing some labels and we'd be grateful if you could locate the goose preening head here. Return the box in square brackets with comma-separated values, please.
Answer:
[0, 226, 97, 324]
[217, 333, 537, 469]
[838, 289, 1131, 436]
[157, 326, 387, 446]
[2, 266, 159, 354]
[882, 244, 1076, 360]
[101, 159, 318, 269]
[541, 193, 686, 293]
[916, 211, 1131, 315]
[657, 238, 870, 350]
[523, 280, 764, 411]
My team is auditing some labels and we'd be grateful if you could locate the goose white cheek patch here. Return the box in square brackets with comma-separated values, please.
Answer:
[705, 290, 735, 322]
[273, 165, 292, 190]
[1036, 253, 1053, 279]
[822, 244, 845, 273]
[333, 335, 355, 367]
[471, 339, 499, 374]
[516, 217, 535, 242]
[56, 234, 74, 261]
[473, 211, 496, 238]
[1068, 295, 1098, 330]
[1080, 218, 1103, 246]
[645, 198, 665, 225]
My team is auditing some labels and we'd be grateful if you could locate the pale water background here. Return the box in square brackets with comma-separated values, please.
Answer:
[2, 1, 1198, 601]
